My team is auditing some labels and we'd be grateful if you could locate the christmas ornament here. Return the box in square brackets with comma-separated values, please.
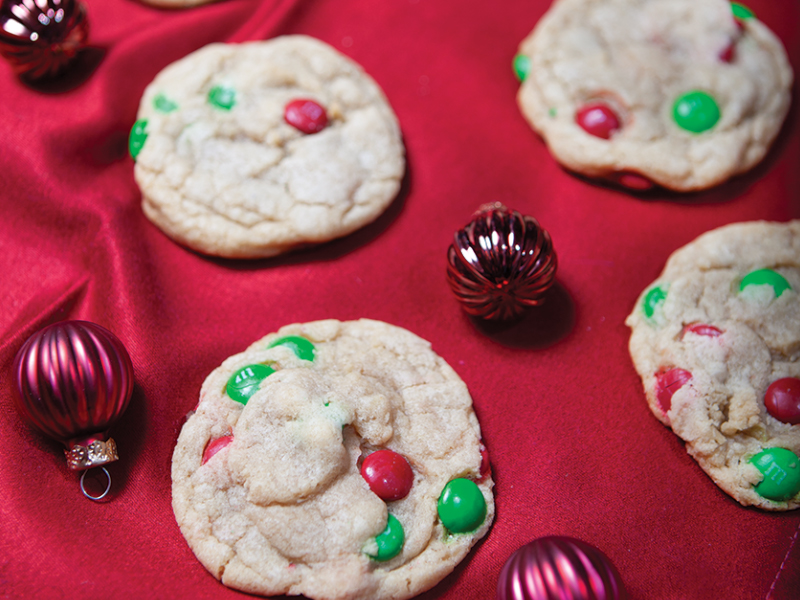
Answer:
[497, 536, 628, 600]
[12, 320, 134, 500]
[0, 0, 89, 80]
[447, 203, 557, 320]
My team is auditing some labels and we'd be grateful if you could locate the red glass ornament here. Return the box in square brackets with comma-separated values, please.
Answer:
[575, 103, 621, 139]
[361, 449, 414, 502]
[497, 536, 628, 600]
[0, 0, 89, 80]
[284, 98, 328, 134]
[447, 204, 557, 320]
[764, 378, 800, 425]
[12, 320, 134, 471]
[655, 367, 692, 415]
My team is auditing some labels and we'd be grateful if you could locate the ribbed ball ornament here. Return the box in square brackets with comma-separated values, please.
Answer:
[0, 0, 89, 79]
[497, 536, 628, 600]
[13, 320, 133, 470]
[447, 203, 557, 320]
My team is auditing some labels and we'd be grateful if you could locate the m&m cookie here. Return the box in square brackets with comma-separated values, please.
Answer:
[515, 0, 792, 191]
[171, 319, 493, 598]
[131, 36, 404, 258]
[626, 221, 800, 510]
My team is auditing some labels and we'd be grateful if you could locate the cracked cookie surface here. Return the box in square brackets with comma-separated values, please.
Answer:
[171, 319, 494, 599]
[516, 0, 792, 191]
[132, 36, 405, 258]
[626, 221, 800, 510]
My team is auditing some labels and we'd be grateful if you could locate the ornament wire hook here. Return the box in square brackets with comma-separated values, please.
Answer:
[80, 467, 111, 501]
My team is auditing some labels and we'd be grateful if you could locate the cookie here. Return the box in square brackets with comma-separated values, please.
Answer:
[515, 0, 792, 191]
[172, 319, 494, 599]
[626, 221, 800, 510]
[130, 36, 405, 258]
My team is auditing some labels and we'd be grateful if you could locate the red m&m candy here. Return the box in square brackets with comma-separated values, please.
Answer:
[575, 103, 621, 139]
[682, 323, 723, 338]
[655, 368, 692, 414]
[613, 172, 654, 191]
[285, 99, 328, 134]
[202, 434, 233, 465]
[764, 378, 800, 425]
[361, 449, 414, 502]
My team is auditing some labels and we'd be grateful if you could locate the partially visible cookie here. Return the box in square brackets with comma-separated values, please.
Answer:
[515, 0, 792, 191]
[172, 319, 494, 599]
[626, 221, 800, 510]
[131, 36, 405, 258]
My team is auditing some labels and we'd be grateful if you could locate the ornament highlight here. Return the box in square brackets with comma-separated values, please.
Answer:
[0, 0, 89, 80]
[447, 204, 557, 320]
[12, 321, 134, 498]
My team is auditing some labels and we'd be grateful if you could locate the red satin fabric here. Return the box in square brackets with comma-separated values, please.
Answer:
[1, 1, 798, 599]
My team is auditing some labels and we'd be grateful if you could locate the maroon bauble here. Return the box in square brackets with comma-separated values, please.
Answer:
[0, 0, 89, 80]
[447, 203, 557, 320]
[13, 320, 134, 470]
[497, 536, 628, 600]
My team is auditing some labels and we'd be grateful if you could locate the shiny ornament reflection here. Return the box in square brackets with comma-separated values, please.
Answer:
[13, 320, 134, 471]
[0, 0, 89, 79]
[497, 536, 628, 600]
[447, 203, 557, 320]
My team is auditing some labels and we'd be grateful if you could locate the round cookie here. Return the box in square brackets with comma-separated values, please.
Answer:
[515, 0, 792, 191]
[172, 319, 494, 599]
[626, 221, 800, 510]
[131, 36, 405, 258]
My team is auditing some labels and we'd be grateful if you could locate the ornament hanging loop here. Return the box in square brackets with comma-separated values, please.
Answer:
[80, 467, 112, 502]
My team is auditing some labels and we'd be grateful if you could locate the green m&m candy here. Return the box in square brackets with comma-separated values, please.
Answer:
[739, 268, 791, 298]
[367, 514, 405, 561]
[731, 2, 755, 20]
[208, 85, 236, 110]
[642, 284, 668, 321]
[128, 119, 148, 160]
[750, 448, 800, 502]
[513, 54, 531, 82]
[268, 336, 315, 361]
[226, 363, 275, 404]
[437, 478, 486, 534]
[672, 91, 720, 133]
[154, 93, 178, 113]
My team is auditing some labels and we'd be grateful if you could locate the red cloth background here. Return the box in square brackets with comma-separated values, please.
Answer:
[1, 0, 799, 598]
